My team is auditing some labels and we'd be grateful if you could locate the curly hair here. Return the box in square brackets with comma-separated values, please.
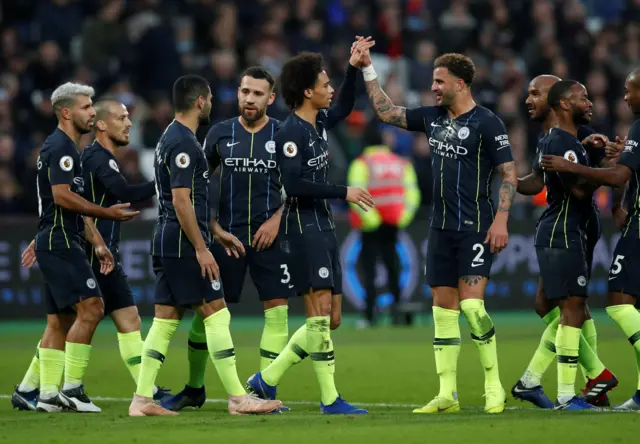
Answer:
[434, 53, 476, 86]
[279, 52, 324, 110]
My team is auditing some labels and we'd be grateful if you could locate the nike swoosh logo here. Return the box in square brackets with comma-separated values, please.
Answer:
[288, 284, 294, 289]
[309, 140, 315, 147]
[471, 262, 483, 268]
[608, 276, 617, 281]
[227, 142, 240, 147]
[512, 386, 529, 393]
[431, 122, 442, 128]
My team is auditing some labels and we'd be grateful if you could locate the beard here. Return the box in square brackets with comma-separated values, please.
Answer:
[73, 119, 93, 134]
[240, 105, 266, 123]
[110, 134, 130, 147]
[572, 107, 590, 125]
[531, 106, 550, 122]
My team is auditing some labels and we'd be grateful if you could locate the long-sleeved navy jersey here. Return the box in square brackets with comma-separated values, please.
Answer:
[276, 64, 358, 234]
[34, 128, 85, 251]
[151, 120, 210, 258]
[81, 140, 156, 261]
[405, 105, 514, 232]
[534, 127, 593, 250]
[204, 117, 282, 246]
[618, 118, 640, 239]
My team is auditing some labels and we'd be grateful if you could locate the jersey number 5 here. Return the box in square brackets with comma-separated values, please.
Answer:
[611, 255, 625, 275]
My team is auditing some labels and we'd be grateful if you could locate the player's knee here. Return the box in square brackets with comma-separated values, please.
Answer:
[112, 306, 141, 333]
[77, 297, 105, 323]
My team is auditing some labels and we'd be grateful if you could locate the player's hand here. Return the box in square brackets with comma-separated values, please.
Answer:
[21, 239, 36, 268]
[215, 230, 245, 258]
[349, 36, 375, 68]
[613, 206, 628, 230]
[346, 187, 375, 212]
[253, 215, 280, 251]
[605, 136, 626, 160]
[582, 133, 608, 149]
[94, 245, 114, 275]
[196, 248, 220, 282]
[485, 216, 509, 254]
[540, 155, 573, 173]
[107, 203, 140, 221]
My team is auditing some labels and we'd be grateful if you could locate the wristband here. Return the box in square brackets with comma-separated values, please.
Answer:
[362, 65, 377, 82]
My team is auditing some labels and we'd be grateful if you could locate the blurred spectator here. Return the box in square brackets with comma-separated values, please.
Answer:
[142, 93, 173, 149]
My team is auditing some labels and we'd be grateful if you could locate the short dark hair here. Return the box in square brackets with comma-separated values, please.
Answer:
[94, 98, 122, 122]
[434, 53, 476, 86]
[240, 66, 275, 90]
[547, 80, 579, 109]
[279, 52, 324, 110]
[172, 75, 210, 112]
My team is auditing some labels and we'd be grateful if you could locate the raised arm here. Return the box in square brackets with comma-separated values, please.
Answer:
[363, 75, 408, 129]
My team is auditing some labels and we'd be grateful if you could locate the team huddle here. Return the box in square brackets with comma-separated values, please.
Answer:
[9, 35, 640, 416]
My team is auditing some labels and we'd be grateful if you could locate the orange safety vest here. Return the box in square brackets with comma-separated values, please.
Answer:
[349, 149, 407, 227]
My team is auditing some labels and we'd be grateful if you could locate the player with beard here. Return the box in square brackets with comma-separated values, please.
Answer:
[12, 99, 170, 412]
[354, 42, 515, 413]
[512, 76, 618, 408]
[22, 83, 139, 413]
[161, 67, 295, 411]
[530, 80, 615, 410]
[129, 75, 281, 416]
[542, 70, 640, 411]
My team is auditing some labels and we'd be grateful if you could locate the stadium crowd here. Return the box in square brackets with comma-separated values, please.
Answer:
[0, 0, 638, 217]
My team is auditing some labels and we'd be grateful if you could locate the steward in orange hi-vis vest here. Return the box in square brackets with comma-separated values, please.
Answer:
[347, 145, 420, 231]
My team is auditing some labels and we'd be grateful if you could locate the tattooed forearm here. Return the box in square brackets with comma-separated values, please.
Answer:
[497, 161, 517, 213]
[364, 78, 407, 129]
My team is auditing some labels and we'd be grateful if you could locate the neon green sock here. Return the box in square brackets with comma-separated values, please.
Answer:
[39, 348, 65, 398]
[461, 299, 501, 390]
[203, 308, 246, 396]
[64, 342, 92, 388]
[432, 306, 460, 400]
[117, 331, 143, 385]
[307, 316, 339, 405]
[521, 315, 560, 388]
[578, 319, 605, 379]
[136, 318, 180, 398]
[607, 305, 640, 390]
[260, 306, 289, 371]
[556, 324, 581, 403]
[18, 341, 41, 392]
[187, 312, 209, 389]
[262, 325, 308, 386]
[542, 307, 560, 325]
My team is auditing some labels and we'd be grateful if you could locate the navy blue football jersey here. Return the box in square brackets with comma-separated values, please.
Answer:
[204, 117, 282, 245]
[34, 128, 85, 251]
[405, 105, 514, 232]
[81, 140, 155, 260]
[151, 121, 210, 258]
[534, 128, 592, 250]
[618, 118, 640, 239]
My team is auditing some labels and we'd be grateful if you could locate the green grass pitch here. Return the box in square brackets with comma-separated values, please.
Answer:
[0, 311, 638, 444]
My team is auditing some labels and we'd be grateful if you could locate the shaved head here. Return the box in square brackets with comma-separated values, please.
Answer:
[525, 74, 563, 123]
[624, 69, 640, 115]
[94, 99, 123, 122]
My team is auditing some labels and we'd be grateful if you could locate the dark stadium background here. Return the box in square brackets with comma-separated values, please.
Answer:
[0, 0, 638, 318]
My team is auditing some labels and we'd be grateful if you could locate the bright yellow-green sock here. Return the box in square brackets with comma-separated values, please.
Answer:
[461, 299, 501, 390]
[117, 331, 143, 385]
[607, 305, 640, 390]
[63, 342, 92, 389]
[262, 325, 308, 386]
[307, 316, 339, 406]
[136, 318, 180, 398]
[556, 324, 581, 403]
[203, 308, 246, 396]
[187, 312, 208, 389]
[18, 341, 41, 392]
[39, 348, 65, 398]
[260, 306, 289, 371]
[432, 306, 461, 400]
[521, 314, 560, 388]
[578, 319, 605, 379]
